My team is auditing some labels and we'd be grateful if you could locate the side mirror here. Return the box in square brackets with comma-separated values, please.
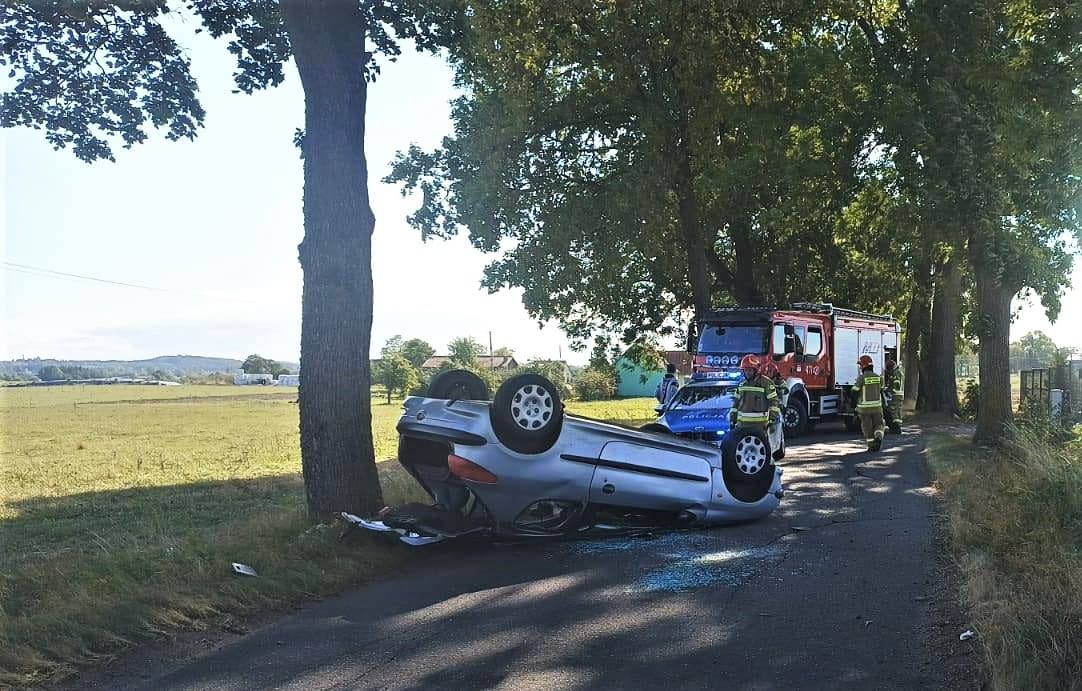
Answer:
[654, 404, 665, 415]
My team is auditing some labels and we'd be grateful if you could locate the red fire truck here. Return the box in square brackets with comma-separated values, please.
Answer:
[687, 302, 901, 435]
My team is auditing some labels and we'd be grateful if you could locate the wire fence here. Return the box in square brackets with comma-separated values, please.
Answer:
[1020, 360, 1082, 423]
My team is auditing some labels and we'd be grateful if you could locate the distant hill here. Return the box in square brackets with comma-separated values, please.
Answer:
[0, 355, 299, 380]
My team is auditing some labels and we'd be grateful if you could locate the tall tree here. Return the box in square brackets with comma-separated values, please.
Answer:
[1, 0, 461, 516]
[447, 336, 483, 366]
[399, 338, 435, 368]
[388, 0, 877, 347]
[373, 354, 420, 403]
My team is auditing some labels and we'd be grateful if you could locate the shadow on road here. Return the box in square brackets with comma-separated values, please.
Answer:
[142, 425, 976, 690]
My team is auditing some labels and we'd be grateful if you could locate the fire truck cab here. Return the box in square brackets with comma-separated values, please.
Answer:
[687, 302, 901, 436]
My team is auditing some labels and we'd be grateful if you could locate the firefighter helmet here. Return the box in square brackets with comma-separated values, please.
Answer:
[762, 361, 779, 379]
[858, 355, 874, 369]
[739, 354, 762, 373]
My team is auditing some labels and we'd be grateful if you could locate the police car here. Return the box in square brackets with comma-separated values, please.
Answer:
[650, 370, 786, 463]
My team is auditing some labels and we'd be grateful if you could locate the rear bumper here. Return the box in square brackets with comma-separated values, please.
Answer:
[396, 421, 487, 446]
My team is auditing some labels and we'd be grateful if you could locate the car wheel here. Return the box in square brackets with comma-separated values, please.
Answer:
[721, 427, 775, 503]
[783, 398, 809, 437]
[427, 369, 490, 401]
[490, 373, 564, 454]
[639, 423, 671, 434]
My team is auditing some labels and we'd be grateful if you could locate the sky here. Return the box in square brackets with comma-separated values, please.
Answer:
[2, 20, 1080, 366]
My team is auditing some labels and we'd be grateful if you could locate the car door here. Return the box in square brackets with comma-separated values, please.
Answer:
[588, 441, 714, 513]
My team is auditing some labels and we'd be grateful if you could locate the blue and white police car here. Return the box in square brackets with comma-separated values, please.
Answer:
[651, 370, 786, 462]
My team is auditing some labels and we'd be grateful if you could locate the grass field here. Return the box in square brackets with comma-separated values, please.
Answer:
[926, 427, 1082, 689]
[0, 385, 657, 686]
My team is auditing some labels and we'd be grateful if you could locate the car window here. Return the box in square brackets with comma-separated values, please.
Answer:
[806, 327, 823, 356]
[669, 386, 732, 410]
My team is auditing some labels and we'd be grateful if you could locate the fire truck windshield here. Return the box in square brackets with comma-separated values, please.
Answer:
[697, 324, 770, 355]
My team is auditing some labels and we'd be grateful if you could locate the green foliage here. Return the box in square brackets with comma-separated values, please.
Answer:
[1011, 331, 1063, 369]
[0, 1, 465, 162]
[574, 368, 616, 401]
[516, 359, 573, 399]
[399, 338, 435, 368]
[37, 365, 65, 381]
[241, 354, 288, 377]
[961, 380, 980, 421]
[447, 336, 484, 367]
[379, 335, 404, 359]
[387, 0, 879, 344]
[373, 355, 420, 404]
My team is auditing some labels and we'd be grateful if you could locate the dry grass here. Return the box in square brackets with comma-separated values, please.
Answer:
[0, 385, 657, 687]
[925, 426, 1082, 690]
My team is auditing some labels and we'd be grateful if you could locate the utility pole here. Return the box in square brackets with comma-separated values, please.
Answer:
[489, 331, 494, 370]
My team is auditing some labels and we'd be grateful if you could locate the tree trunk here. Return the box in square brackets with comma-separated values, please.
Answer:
[924, 255, 961, 416]
[731, 221, 765, 306]
[281, 0, 383, 517]
[973, 272, 1015, 444]
[674, 145, 712, 317]
[904, 254, 932, 405]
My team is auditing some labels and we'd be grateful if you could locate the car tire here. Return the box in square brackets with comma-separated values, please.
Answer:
[427, 369, 490, 401]
[490, 374, 564, 454]
[721, 427, 775, 503]
[639, 423, 671, 434]
[783, 398, 809, 437]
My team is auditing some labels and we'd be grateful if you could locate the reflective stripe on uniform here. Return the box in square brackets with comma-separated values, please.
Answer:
[737, 413, 769, 423]
[858, 375, 882, 409]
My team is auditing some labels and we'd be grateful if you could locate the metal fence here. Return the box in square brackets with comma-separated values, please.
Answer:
[1020, 360, 1082, 423]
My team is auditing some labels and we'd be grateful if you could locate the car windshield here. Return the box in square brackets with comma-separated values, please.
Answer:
[669, 386, 732, 410]
[697, 324, 770, 354]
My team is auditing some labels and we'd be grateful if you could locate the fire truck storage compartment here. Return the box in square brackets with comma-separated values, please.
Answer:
[835, 327, 897, 386]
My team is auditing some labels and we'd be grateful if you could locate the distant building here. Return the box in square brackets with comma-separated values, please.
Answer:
[615, 350, 692, 398]
[421, 355, 520, 371]
[234, 373, 275, 385]
[276, 374, 300, 386]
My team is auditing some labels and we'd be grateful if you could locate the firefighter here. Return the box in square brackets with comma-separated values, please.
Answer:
[883, 354, 903, 433]
[729, 354, 781, 434]
[855, 355, 885, 451]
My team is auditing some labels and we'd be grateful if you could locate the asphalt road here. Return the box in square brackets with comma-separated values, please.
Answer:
[123, 427, 976, 690]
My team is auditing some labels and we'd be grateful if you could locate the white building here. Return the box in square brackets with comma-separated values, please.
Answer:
[277, 374, 300, 386]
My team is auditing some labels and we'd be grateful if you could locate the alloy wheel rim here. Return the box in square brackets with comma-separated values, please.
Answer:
[511, 384, 553, 430]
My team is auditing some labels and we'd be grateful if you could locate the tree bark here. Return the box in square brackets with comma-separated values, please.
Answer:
[904, 254, 932, 405]
[281, 0, 382, 517]
[730, 221, 765, 306]
[972, 271, 1015, 444]
[674, 138, 712, 317]
[924, 255, 961, 416]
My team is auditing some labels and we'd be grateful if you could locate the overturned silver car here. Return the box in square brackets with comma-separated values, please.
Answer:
[349, 370, 783, 546]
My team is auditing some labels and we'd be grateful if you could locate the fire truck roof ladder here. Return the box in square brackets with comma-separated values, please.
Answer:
[789, 302, 894, 322]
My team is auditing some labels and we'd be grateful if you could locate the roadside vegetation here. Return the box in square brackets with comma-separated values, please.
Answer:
[0, 385, 656, 686]
[926, 424, 1082, 689]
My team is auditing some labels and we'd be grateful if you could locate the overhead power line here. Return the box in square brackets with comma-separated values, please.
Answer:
[3, 260, 266, 306]
[4, 261, 168, 291]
